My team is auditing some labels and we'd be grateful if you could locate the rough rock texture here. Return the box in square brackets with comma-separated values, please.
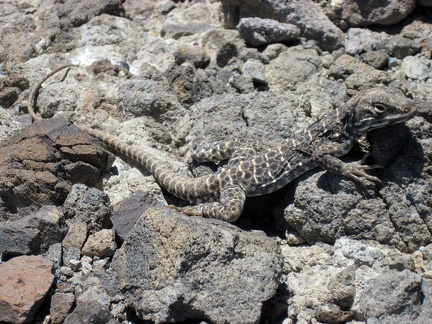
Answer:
[0, 119, 114, 221]
[0, 255, 54, 323]
[0, 0, 431, 322]
[0, 206, 65, 257]
[111, 208, 281, 323]
[328, 0, 417, 29]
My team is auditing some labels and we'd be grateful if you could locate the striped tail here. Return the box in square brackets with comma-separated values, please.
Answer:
[75, 123, 213, 202]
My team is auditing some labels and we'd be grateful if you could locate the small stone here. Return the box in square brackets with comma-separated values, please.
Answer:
[60, 266, 74, 277]
[69, 259, 81, 271]
[0, 255, 54, 323]
[82, 229, 117, 258]
[62, 221, 88, 250]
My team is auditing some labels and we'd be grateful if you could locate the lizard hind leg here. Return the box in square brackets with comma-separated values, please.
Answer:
[168, 185, 246, 223]
[202, 185, 246, 223]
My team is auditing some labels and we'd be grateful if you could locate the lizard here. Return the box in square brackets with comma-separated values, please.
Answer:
[27, 65, 418, 223]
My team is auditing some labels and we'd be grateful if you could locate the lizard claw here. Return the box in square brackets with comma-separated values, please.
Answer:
[342, 162, 382, 186]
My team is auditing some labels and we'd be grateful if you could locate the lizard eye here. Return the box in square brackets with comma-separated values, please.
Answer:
[373, 103, 387, 114]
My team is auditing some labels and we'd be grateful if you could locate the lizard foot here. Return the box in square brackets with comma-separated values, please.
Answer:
[342, 161, 382, 186]
[166, 205, 203, 217]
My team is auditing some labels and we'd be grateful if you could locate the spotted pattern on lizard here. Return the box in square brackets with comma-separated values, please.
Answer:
[27, 65, 417, 222]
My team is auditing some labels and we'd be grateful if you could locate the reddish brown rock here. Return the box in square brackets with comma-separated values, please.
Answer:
[0, 118, 115, 222]
[0, 255, 54, 323]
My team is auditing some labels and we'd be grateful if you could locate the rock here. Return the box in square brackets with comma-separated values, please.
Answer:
[221, 0, 344, 51]
[236, 17, 300, 47]
[173, 45, 210, 68]
[344, 27, 390, 55]
[118, 78, 183, 119]
[82, 229, 117, 258]
[328, 54, 387, 88]
[111, 190, 165, 243]
[111, 208, 282, 323]
[360, 50, 389, 70]
[357, 269, 422, 320]
[281, 237, 423, 323]
[63, 300, 116, 324]
[386, 37, 422, 59]
[0, 119, 114, 221]
[161, 2, 222, 39]
[0, 75, 29, 108]
[62, 184, 112, 233]
[328, 0, 416, 28]
[265, 45, 322, 91]
[401, 56, 430, 80]
[0, 206, 66, 257]
[62, 220, 88, 250]
[50, 292, 75, 324]
[0, 255, 54, 323]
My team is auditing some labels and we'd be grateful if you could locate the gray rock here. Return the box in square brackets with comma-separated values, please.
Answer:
[236, 17, 300, 47]
[63, 183, 112, 233]
[111, 208, 282, 323]
[118, 79, 183, 119]
[221, 0, 344, 51]
[328, 54, 387, 88]
[386, 37, 422, 59]
[360, 50, 389, 70]
[344, 28, 390, 55]
[401, 56, 430, 80]
[0, 206, 65, 257]
[357, 269, 422, 320]
[265, 45, 322, 91]
[328, 0, 416, 28]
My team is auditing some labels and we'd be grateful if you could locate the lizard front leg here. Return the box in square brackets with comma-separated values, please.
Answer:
[309, 138, 382, 186]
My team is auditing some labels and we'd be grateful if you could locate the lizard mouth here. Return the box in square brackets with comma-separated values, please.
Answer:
[356, 110, 415, 133]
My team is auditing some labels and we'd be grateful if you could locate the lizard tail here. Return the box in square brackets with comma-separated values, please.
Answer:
[27, 64, 77, 122]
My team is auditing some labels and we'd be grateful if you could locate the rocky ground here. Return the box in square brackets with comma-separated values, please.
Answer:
[1, 0, 432, 323]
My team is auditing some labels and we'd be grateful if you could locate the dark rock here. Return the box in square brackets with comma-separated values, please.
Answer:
[386, 37, 422, 59]
[360, 50, 389, 70]
[0, 206, 65, 257]
[62, 183, 112, 233]
[111, 208, 282, 323]
[0, 119, 114, 221]
[111, 190, 164, 243]
[63, 300, 116, 324]
[0, 255, 54, 323]
[236, 17, 300, 47]
[0, 75, 29, 108]
[328, 0, 416, 28]
[50, 292, 75, 324]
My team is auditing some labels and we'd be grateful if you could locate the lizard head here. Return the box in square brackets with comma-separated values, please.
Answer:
[346, 86, 416, 135]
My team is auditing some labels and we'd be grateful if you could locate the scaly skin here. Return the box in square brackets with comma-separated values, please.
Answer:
[28, 65, 418, 222]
